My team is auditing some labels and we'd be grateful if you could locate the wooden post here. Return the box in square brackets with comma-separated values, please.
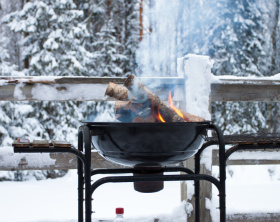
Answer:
[179, 54, 214, 222]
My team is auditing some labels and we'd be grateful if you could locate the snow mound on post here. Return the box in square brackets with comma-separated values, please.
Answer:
[183, 54, 218, 121]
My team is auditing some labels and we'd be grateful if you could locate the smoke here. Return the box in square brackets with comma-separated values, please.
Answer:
[135, 0, 220, 77]
[136, 0, 181, 77]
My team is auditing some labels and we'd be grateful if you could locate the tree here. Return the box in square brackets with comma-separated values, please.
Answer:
[1, 0, 97, 181]
[87, 0, 139, 76]
[207, 0, 266, 77]
[92, 18, 124, 76]
[120, 0, 139, 75]
[202, 0, 268, 134]
[3, 0, 94, 76]
[259, 0, 280, 133]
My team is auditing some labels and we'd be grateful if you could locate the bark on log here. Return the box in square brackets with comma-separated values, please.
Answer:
[132, 116, 145, 123]
[115, 101, 143, 113]
[115, 101, 156, 122]
[124, 74, 185, 122]
[105, 82, 136, 101]
[182, 111, 205, 122]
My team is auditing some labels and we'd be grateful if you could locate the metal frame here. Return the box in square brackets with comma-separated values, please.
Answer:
[14, 123, 226, 222]
[78, 123, 226, 222]
[13, 145, 86, 222]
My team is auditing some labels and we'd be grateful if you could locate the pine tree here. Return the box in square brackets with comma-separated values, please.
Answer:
[208, 0, 266, 77]
[1, 0, 96, 181]
[0, 0, 22, 73]
[202, 0, 268, 134]
[1, 0, 93, 145]
[259, 1, 280, 133]
[88, 0, 139, 77]
[92, 18, 124, 76]
[120, 0, 139, 75]
[3, 0, 94, 76]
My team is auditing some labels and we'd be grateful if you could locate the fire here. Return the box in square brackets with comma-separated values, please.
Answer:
[157, 110, 166, 123]
[151, 100, 166, 123]
[168, 91, 188, 122]
[151, 91, 188, 123]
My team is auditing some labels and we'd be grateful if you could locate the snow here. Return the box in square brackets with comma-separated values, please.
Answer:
[1, 165, 280, 222]
[14, 82, 26, 100]
[0, 169, 185, 222]
[31, 84, 107, 101]
[183, 54, 218, 121]
[0, 147, 56, 169]
[218, 73, 280, 82]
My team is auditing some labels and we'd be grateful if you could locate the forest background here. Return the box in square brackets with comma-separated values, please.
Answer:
[0, 0, 279, 180]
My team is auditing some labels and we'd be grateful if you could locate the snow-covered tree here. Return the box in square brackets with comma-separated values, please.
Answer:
[120, 0, 139, 75]
[0, 0, 22, 74]
[88, 0, 139, 76]
[92, 18, 124, 76]
[206, 0, 266, 77]
[3, 0, 94, 76]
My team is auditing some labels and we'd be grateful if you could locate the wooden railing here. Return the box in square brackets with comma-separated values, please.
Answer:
[1, 54, 280, 221]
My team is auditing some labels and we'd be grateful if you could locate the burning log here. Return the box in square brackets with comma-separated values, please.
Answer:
[115, 101, 156, 123]
[105, 74, 204, 123]
[123, 74, 185, 122]
[181, 111, 205, 122]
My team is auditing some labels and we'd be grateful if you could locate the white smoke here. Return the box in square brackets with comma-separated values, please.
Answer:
[136, 0, 217, 77]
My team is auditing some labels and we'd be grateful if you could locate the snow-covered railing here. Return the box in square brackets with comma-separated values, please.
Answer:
[0, 76, 185, 102]
[1, 54, 280, 222]
[1, 74, 280, 102]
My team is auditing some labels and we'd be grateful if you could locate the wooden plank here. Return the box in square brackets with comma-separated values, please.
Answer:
[212, 149, 280, 166]
[12, 140, 30, 148]
[0, 77, 184, 101]
[227, 213, 280, 222]
[211, 77, 280, 102]
[0, 76, 185, 85]
[51, 140, 71, 148]
[2, 76, 280, 102]
[32, 140, 49, 147]
[0, 151, 123, 171]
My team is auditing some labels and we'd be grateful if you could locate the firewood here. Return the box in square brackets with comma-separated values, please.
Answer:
[182, 111, 205, 122]
[115, 101, 152, 122]
[132, 116, 145, 123]
[105, 82, 136, 101]
[115, 101, 143, 113]
[123, 74, 185, 122]
[144, 114, 157, 123]
[132, 115, 157, 123]
[116, 101, 157, 123]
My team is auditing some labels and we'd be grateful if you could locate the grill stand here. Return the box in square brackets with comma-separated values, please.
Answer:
[13, 127, 280, 221]
[13, 146, 86, 222]
[78, 123, 226, 222]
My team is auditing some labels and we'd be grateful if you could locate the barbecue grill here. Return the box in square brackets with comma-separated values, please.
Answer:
[77, 122, 226, 222]
[89, 121, 210, 167]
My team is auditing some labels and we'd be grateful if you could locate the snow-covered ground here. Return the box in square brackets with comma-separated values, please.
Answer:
[1, 165, 280, 222]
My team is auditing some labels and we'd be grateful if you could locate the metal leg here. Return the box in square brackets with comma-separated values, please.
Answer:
[210, 124, 226, 222]
[194, 152, 201, 222]
[194, 141, 217, 222]
[194, 124, 226, 222]
[83, 126, 92, 222]
[78, 129, 84, 222]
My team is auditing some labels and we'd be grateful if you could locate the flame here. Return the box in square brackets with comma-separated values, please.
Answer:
[151, 91, 188, 123]
[168, 91, 188, 121]
[157, 110, 166, 123]
[151, 100, 166, 122]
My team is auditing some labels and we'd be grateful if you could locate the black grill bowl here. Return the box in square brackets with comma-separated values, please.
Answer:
[86, 121, 210, 167]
